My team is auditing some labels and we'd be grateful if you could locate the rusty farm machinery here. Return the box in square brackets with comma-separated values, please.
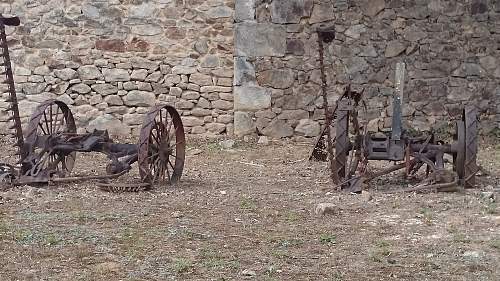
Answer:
[311, 24, 480, 193]
[0, 15, 186, 191]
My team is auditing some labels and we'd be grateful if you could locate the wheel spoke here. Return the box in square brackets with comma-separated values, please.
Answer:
[49, 105, 54, 134]
[153, 157, 162, 181]
[43, 111, 50, 135]
[165, 159, 171, 182]
[169, 140, 183, 150]
[168, 158, 175, 170]
[53, 105, 60, 133]
[38, 123, 48, 135]
[149, 153, 160, 167]
[166, 116, 174, 140]
[160, 160, 166, 182]
[152, 125, 161, 145]
[171, 153, 183, 161]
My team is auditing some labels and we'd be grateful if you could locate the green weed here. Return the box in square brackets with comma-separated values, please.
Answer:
[483, 202, 498, 215]
[369, 240, 392, 263]
[319, 233, 336, 246]
[44, 233, 61, 246]
[285, 212, 300, 222]
[276, 238, 303, 248]
[419, 208, 434, 225]
[172, 258, 192, 274]
[0, 221, 8, 240]
[239, 197, 257, 211]
[490, 239, 500, 250]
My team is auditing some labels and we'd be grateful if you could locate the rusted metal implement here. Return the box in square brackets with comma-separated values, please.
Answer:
[311, 24, 480, 192]
[0, 15, 186, 191]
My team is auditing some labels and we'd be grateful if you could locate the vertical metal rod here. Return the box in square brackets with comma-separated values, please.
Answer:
[0, 14, 24, 158]
[392, 62, 405, 141]
[317, 35, 337, 183]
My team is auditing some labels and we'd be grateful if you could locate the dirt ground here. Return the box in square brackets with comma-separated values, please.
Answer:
[0, 135, 499, 281]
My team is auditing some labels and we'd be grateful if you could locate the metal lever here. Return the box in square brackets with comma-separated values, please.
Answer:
[392, 62, 406, 141]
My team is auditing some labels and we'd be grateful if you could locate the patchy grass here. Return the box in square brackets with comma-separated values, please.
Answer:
[114, 227, 147, 258]
[0, 139, 499, 280]
[452, 232, 472, 244]
[0, 220, 8, 241]
[490, 239, 500, 250]
[369, 240, 392, 263]
[483, 202, 498, 215]
[419, 207, 434, 225]
[274, 237, 304, 248]
[44, 233, 61, 246]
[239, 197, 257, 211]
[172, 258, 192, 274]
[319, 233, 336, 246]
[284, 211, 300, 222]
[200, 247, 226, 270]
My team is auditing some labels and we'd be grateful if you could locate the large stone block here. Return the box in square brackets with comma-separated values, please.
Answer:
[385, 40, 406, 58]
[278, 110, 309, 120]
[207, 6, 233, 18]
[78, 65, 103, 80]
[283, 84, 319, 110]
[234, 57, 256, 86]
[54, 68, 77, 81]
[262, 119, 293, 138]
[18, 100, 39, 118]
[452, 63, 486, 77]
[359, 0, 385, 17]
[131, 57, 160, 70]
[190, 73, 213, 86]
[87, 114, 130, 136]
[103, 68, 130, 82]
[257, 69, 295, 89]
[271, 0, 313, 24]
[182, 116, 204, 127]
[234, 86, 272, 111]
[92, 84, 119, 96]
[234, 111, 255, 136]
[309, 2, 335, 24]
[124, 90, 156, 106]
[235, 23, 286, 57]
[295, 119, 320, 137]
[71, 83, 92, 94]
[212, 100, 233, 110]
[235, 0, 255, 22]
[132, 24, 163, 36]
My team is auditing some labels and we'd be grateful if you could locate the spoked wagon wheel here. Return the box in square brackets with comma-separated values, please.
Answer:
[23, 100, 77, 178]
[463, 106, 478, 188]
[452, 106, 479, 188]
[138, 105, 186, 185]
[333, 99, 365, 191]
[453, 120, 466, 183]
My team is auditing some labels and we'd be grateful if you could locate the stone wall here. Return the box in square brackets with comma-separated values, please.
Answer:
[0, 0, 234, 137]
[1, 0, 499, 140]
[233, 0, 500, 139]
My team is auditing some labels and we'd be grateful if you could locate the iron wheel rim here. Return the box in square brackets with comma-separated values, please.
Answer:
[24, 100, 76, 178]
[138, 105, 186, 185]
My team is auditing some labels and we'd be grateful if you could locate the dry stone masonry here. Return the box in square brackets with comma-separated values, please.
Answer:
[0, 0, 234, 136]
[233, 0, 500, 139]
[0, 0, 499, 139]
